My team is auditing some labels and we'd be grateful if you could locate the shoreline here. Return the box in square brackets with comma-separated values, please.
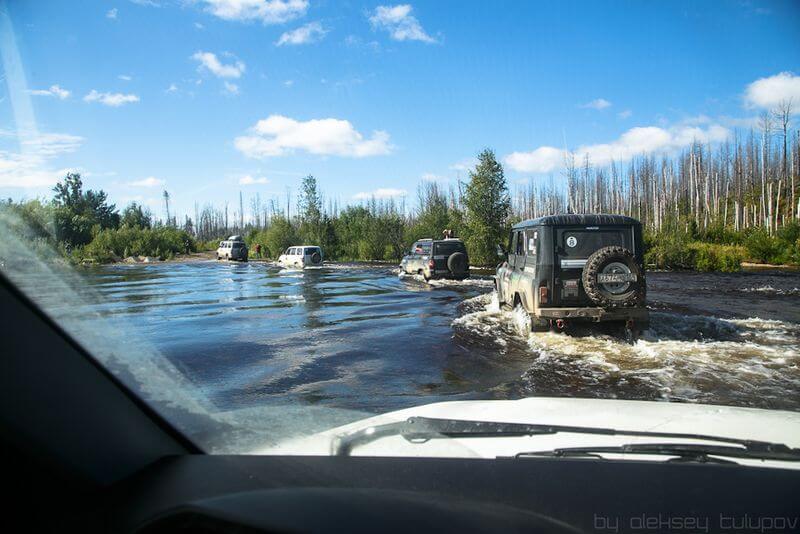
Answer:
[741, 262, 800, 271]
[104, 253, 800, 273]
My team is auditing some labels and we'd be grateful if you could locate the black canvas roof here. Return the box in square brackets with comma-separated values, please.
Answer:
[512, 214, 641, 229]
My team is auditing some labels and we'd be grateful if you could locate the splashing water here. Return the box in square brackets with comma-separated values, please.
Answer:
[452, 288, 800, 410]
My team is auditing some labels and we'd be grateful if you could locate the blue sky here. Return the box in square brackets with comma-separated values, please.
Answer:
[1, 0, 799, 220]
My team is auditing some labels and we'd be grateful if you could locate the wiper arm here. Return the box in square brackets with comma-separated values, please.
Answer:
[330, 416, 797, 457]
[514, 443, 800, 464]
[332, 417, 557, 456]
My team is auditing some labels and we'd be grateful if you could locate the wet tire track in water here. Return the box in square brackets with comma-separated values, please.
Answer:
[86, 262, 800, 413]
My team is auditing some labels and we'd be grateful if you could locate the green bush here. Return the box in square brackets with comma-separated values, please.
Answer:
[687, 243, 744, 272]
[701, 222, 744, 245]
[196, 239, 222, 252]
[247, 217, 296, 259]
[645, 231, 744, 271]
[644, 232, 694, 270]
[744, 228, 780, 264]
[777, 221, 800, 245]
[737, 223, 800, 265]
[77, 226, 196, 263]
[693, 245, 714, 271]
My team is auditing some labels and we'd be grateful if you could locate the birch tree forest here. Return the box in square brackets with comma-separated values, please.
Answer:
[514, 105, 799, 238]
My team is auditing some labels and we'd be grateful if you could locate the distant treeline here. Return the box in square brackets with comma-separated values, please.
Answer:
[2, 113, 800, 269]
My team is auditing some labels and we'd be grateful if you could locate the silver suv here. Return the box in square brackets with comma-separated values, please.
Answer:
[496, 214, 648, 339]
[400, 238, 470, 281]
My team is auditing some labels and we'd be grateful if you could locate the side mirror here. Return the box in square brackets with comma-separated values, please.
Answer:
[496, 244, 506, 258]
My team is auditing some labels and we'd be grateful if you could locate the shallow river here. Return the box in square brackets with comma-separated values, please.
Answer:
[78, 261, 800, 415]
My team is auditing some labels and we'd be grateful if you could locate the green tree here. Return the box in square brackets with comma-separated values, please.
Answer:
[298, 174, 323, 244]
[121, 202, 152, 229]
[334, 205, 364, 260]
[408, 182, 450, 242]
[52, 172, 120, 247]
[262, 215, 297, 259]
[463, 149, 510, 265]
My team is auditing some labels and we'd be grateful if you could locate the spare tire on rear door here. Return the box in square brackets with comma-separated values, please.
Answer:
[447, 252, 468, 276]
[582, 246, 645, 308]
[311, 251, 322, 264]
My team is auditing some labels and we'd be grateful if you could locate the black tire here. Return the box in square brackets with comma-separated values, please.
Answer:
[582, 246, 645, 308]
[311, 252, 321, 264]
[447, 252, 468, 274]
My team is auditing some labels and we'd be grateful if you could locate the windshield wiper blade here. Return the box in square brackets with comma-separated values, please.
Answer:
[514, 443, 800, 463]
[330, 416, 797, 457]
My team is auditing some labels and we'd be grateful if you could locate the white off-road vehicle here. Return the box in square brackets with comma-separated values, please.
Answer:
[278, 246, 323, 268]
[216, 235, 248, 262]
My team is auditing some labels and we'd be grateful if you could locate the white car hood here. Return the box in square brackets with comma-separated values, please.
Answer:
[255, 397, 800, 469]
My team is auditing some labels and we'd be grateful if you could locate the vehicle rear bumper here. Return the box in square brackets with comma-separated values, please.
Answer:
[536, 306, 648, 322]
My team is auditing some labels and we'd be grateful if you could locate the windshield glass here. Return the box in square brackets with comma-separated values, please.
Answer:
[1, 1, 799, 456]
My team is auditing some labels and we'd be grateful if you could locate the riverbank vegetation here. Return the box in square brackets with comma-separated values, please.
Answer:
[1, 174, 195, 264]
[2, 110, 799, 270]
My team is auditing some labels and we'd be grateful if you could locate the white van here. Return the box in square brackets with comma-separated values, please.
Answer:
[278, 246, 323, 268]
[216, 236, 248, 262]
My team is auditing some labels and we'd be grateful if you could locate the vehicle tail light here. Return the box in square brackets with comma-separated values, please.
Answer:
[539, 286, 548, 304]
[428, 259, 435, 270]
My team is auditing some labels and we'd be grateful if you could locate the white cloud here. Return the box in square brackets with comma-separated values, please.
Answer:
[369, 4, 436, 43]
[191, 51, 245, 78]
[194, 22, 205, 29]
[130, 0, 161, 6]
[344, 34, 381, 51]
[283, 80, 294, 87]
[118, 74, 132, 81]
[354, 188, 406, 200]
[239, 174, 269, 184]
[744, 72, 800, 111]
[581, 98, 612, 110]
[504, 146, 565, 174]
[28, 85, 71, 99]
[449, 157, 477, 172]
[18, 133, 83, 157]
[200, 0, 308, 24]
[276, 21, 327, 46]
[618, 109, 632, 119]
[127, 176, 164, 188]
[166, 83, 178, 93]
[504, 123, 731, 173]
[106, 8, 118, 19]
[223, 81, 240, 95]
[83, 90, 139, 107]
[0, 132, 83, 188]
[234, 115, 392, 158]
[421, 172, 447, 182]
